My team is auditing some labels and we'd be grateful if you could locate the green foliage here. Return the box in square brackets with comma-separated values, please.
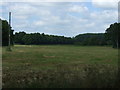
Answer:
[74, 33, 107, 46]
[14, 32, 109, 46]
[14, 32, 73, 45]
[105, 23, 120, 48]
[14, 32, 26, 44]
[1, 18, 14, 46]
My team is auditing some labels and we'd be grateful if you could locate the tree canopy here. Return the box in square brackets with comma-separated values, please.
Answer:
[1, 18, 14, 46]
[74, 33, 107, 46]
[14, 32, 109, 46]
[14, 32, 73, 45]
[105, 23, 120, 48]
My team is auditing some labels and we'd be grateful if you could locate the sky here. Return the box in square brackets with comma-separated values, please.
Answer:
[0, 0, 119, 37]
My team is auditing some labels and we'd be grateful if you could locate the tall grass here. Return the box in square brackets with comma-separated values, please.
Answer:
[3, 64, 118, 88]
[2, 45, 118, 88]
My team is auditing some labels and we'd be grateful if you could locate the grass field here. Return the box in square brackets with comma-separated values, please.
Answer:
[2, 45, 119, 88]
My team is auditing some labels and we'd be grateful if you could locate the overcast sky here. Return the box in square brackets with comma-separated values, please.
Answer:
[0, 0, 118, 37]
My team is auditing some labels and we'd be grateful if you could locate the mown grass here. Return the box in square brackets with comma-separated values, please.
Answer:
[2, 45, 119, 88]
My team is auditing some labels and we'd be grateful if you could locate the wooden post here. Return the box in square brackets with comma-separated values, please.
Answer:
[7, 12, 12, 51]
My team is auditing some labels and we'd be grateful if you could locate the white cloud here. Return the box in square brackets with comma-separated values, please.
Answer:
[14, 24, 27, 28]
[7, 4, 37, 16]
[90, 10, 118, 23]
[69, 5, 88, 13]
[92, 0, 119, 2]
[92, 0, 119, 9]
[14, 16, 28, 19]
[0, 2, 8, 6]
[0, 8, 2, 15]
[13, 20, 29, 28]
[85, 23, 95, 28]
[28, 2, 72, 7]
[7, 2, 52, 17]
[37, 10, 51, 16]
[34, 21, 45, 26]
[2, 0, 90, 2]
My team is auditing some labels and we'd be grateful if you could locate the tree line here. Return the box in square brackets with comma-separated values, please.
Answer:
[13, 32, 110, 46]
[1, 19, 14, 46]
[1, 18, 119, 48]
[74, 33, 107, 46]
[14, 32, 73, 45]
[14, 32, 109, 46]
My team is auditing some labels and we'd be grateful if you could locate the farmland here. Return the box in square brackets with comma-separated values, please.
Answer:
[2, 45, 118, 88]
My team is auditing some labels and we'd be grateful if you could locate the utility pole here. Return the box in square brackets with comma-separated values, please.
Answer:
[7, 12, 12, 51]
